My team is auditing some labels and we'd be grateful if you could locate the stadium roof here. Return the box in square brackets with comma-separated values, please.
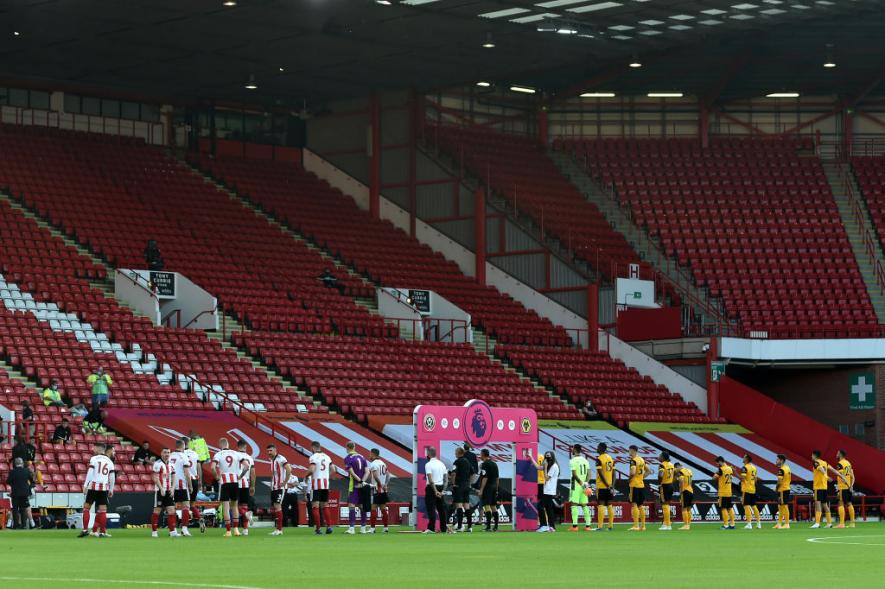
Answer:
[0, 0, 883, 108]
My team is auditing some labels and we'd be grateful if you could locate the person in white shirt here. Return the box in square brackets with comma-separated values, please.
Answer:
[182, 436, 204, 533]
[78, 442, 115, 538]
[368, 448, 390, 533]
[538, 451, 560, 533]
[235, 440, 256, 536]
[169, 439, 193, 537]
[307, 441, 333, 535]
[423, 446, 449, 534]
[282, 472, 304, 528]
[267, 444, 291, 536]
[211, 437, 249, 538]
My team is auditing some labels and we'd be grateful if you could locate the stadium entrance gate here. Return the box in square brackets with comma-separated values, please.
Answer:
[412, 399, 539, 531]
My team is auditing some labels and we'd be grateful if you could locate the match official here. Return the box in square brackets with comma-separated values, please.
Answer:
[424, 447, 448, 534]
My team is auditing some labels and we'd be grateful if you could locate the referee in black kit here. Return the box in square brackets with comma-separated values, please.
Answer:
[423, 447, 449, 534]
[478, 449, 500, 532]
[452, 447, 473, 532]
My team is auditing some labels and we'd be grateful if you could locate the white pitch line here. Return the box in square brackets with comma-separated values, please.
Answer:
[0, 577, 266, 589]
[806, 534, 885, 547]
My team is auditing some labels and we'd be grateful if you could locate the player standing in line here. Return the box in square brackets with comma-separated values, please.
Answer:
[308, 440, 334, 535]
[79, 443, 116, 538]
[810, 450, 832, 529]
[478, 449, 500, 532]
[212, 437, 249, 538]
[151, 448, 178, 538]
[236, 440, 256, 536]
[267, 444, 291, 536]
[674, 462, 693, 530]
[627, 445, 647, 531]
[739, 454, 761, 530]
[829, 450, 855, 529]
[594, 443, 615, 532]
[78, 441, 112, 538]
[343, 441, 371, 534]
[182, 436, 204, 533]
[773, 454, 791, 529]
[169, 439, 193, 537]
[567, 444, 591, 532]
[657, 451, 675, 531]
[451, 447, 472, 533]
[367, 448, 390, 534]
[713, 456, 735, 530]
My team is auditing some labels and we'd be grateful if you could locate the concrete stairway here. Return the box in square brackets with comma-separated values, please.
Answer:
[821, 161, 885, 322]
[546, 149, 729, 329]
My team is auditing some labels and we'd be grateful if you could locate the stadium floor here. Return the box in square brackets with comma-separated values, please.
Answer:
[1, 524, 883, 588]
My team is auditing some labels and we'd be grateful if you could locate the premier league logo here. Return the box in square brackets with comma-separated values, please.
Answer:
[463, 400, 493, 447]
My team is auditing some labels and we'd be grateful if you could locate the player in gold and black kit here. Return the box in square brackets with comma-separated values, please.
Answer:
[713, 456, 735, 530]
[810, 450, 832, 529]
[739, 454, 761, 530]
[674, 462, 693, 531]
[774, 454, 791, 529]
[594, 443, 615, 531]
[657, 451, 675, 531]
[828, 449, 855, 529]
[627, 445, 647, 531]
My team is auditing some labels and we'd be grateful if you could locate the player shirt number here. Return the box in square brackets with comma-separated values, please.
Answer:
[225, 455, 235, 466]
[98, 463, 110, 476]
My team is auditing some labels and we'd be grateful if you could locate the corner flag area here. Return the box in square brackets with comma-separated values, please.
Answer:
[1, 525, 883, 588]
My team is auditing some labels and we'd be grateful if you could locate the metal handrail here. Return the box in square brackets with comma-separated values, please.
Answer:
[182, 306, 218, 329]
[116, 269, 158, 300]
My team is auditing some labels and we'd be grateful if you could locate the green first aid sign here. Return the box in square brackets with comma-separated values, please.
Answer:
[849, 373, 875, 410]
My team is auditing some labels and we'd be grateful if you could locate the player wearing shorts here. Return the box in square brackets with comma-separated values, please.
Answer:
[267, 444, 291, 536]
[308, 441, 334, 535]
[628, 445, 648, 531]
[152, 448, 178, 538]
[368, 448, 390, 534]
[674, 462, 693, 530]
[478, 449, 499, 532]
[567, 444, 591, 532]
[451, 447, 472, 533]
[657, 451, 675, 531]
[774, 454, 791, 529]
[79, 442, 115, 538]
[810, 450, 832, 529]
[343, 441, 371, 534]
[740, 454, 761, 530]
[829, 450, 855, 529]
[235, 440, 255, 536]
[183, 436, 204, 533]
[714, 456, 735, 530]
[212, 437, 249, 538]
[594, 443, 615, 531]
[169, 439, 193, 537]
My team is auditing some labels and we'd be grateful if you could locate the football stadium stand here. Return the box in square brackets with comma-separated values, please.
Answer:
[853, 156, 885, 247]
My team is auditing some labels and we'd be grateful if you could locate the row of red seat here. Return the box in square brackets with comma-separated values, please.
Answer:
[852, 157, 885, 253]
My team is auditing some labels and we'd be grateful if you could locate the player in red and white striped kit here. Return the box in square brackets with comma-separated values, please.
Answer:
[78, 442, 115, 538]
[212, 437, 249, 538]
[368, 448, 391, 534]
[169, 439, 193, 537]
[267, 444, 291, 536]
[152, 448, 178, 538]
[308, 440, 333, 535]
[236, 439, 256, 536]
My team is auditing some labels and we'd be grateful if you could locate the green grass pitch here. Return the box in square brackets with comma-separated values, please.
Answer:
[1, 523, 883, 588]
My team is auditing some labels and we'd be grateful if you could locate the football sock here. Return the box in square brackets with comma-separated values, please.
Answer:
[744, 506, 752, 524]
[847, 504, 855, 523]
[349, 507, 356, 527]
[382, 508, 389, 527]
[455, 508, 464, 529]
[683, 509, 690, 526]
[225, 518, 231, 532]
[485, 511, 492, 528]
[323, 507, 332, 527]
[631, 505, 639, 527]
[493, 511, 499, 528]
[607, 505, 615, 527]
[192, 507, 201, 521]
[663, 507, 671, 527]
[275, 510, 283, 530]
[151, 512, 159, 532]
[99, 512, 108, 534]
[360, 509, 367, 526]
[466, 507, 473, 529]
[571, 506, 580, 526]
[370, 510, 377, 528]
[312, 506, 321, 529]
[182, 510, 190, 529]
[83, 508, 91, 532]
[167, 514, 176, 533]
[825, 510, 832, 525]
[597, 507, 605, 528]
[838, 506, 845, 525]
[639, 507, 646, 528]
[753, 506, 761, 523]
[815, 510, 822, 524]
